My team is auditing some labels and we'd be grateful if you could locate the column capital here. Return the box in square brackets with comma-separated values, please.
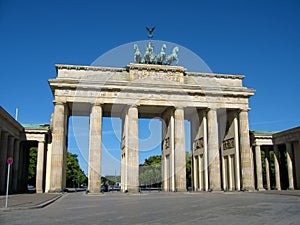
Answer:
[208, 107, 218, 112]
[53, 101, 66, 105]
[93, 103, 102, 106]
[130, 103, 140, 108]
[239, 108, 250, 113]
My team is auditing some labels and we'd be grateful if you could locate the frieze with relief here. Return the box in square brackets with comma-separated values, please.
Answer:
[222, 138, 235, 150]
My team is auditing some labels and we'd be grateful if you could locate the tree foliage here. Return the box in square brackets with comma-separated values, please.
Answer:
[27, 149, 87, 188]
[186, 152, 192, 188]
[66, 153, 87, 188]
[28, 147, 37, 185]
[139, 155, 162, 187]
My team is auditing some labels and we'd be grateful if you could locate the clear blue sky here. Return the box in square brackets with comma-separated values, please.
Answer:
[1, 0, 299, 175]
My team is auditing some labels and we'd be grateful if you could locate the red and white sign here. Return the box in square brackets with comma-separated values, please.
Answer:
[7, 157, 13, 165]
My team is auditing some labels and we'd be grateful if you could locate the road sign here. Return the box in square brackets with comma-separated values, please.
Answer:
[7, 157, 13, 165]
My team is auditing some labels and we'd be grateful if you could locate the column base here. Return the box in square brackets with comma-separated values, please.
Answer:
[257, 188, 266, 191]
[48, 189, 65, 193]
[88, 189, 101, 193]
[208, 187, 222, 192]
[124, 187, 140, 193]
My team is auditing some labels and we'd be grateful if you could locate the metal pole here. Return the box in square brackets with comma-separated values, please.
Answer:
[5, 164, 11, 208]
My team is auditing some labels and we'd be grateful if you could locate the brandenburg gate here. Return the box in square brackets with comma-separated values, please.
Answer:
[46, 42, 255, 193]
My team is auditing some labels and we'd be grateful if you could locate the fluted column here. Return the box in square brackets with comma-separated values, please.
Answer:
[88, 104, 102, 193]
[274, 145, 281, 190]
[254, 145, 264, 190]
[207, 108, 221, 191]
[36, 141, 46, 193]
[286, 142, 294, 190]
[233, 114, 241, 190]
[126, 105, 139, 192]
[265, 148, 271, 190]
[239, 110, 255, 191]
[49, 102, 68, 192]
[0, 132, 9, 194]
[174, 107, 186, 191]
[228, 155, 233, 191]
[203, 111, 209, 191]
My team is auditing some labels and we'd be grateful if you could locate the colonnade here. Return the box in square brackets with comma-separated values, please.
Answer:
[46, 101, 255, 193]
[0, 132, 21, 193]
[253, 140, 300, 190]
[252, 126, 300, 190]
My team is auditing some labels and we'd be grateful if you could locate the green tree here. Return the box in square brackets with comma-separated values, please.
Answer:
[28, 147, 37, 186]
[66, 153, 87, 188]
[27, 149, 87, 188]
[186, 152, 192, 188]
[139, 155, 162, 188]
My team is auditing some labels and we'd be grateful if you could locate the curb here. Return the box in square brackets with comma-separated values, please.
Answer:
[0, 194, 64, 212]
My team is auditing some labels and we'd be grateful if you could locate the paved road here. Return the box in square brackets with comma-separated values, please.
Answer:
[1, 191, 300, 225]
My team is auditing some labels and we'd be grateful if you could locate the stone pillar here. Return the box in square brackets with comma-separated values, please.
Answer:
[126, 105, 139, 192]
[234, 115, 241, 190]
[286, 142, 294, 190]
[45, 142, 52, 193]
[193, 156, 198, 190]
[207, 108, 221, 191]
[265, 148, 271, 190]
[170, 113, 175, 191]
[254, 145, 264, 190]
[228, 155, 233, 190]
[174, 107, 186, 191]
[49, 102, 67, 192]
[36, 141, 46, 193]
[88, 104, 102, 193]
[12, 139, 20, 193]
[203, 111, 209, 191]
[239, 110, 255, 191]
[274, 145, 281, 190]
[0, 132, 9, 194]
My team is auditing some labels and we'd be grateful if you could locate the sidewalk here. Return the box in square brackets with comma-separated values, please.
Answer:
[0, 193, 63, 211]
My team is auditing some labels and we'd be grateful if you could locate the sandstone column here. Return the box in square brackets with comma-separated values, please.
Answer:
[228, 155, 233, 190]
[45, 141, 52, 193]
[234, 114, 241, 190]
[254, 145, 264, 190]
[126, 105, 139, 192]
[239, 110, 255, 191]
[0, 132, 9, 194]
[265, 148, 271, 190]
[274, 144, 281, 190]
[174, 107, 186, 191]
[36, 141, 46, 193]
[207, 108, 221, 191]
[88, 104, 102, 193]
[49, 102, 67, 192]
[198, 156, 202, 190]
[170, 113, 175, 191]
[286, 142, 294, 190]
[203, 111, 209, 191]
